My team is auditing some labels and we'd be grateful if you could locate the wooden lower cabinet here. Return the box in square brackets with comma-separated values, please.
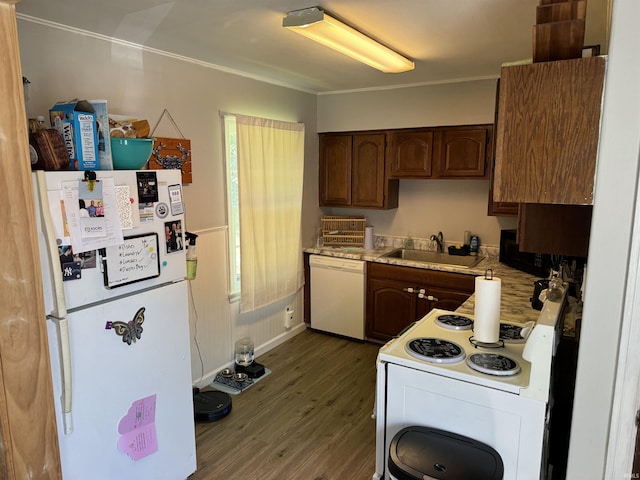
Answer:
[366, 263, 475, 342]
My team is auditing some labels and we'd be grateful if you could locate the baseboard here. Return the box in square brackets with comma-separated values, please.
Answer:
[255, 322, 307, 358]
[193, 322, 308, 389]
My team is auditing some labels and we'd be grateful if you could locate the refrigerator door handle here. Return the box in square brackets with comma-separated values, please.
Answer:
[36, 171, 67, 319]
[55, 316, 73, 434]
[36, 171, 73, 434]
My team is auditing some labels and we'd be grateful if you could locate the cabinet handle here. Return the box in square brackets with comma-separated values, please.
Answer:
[417, 293, 439, 301]
[403, 288, 438, 302]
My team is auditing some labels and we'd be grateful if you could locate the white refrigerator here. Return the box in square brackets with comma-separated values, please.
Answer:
[32, 169, 196, 480]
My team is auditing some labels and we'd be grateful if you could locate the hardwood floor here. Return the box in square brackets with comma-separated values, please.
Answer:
[190, 329, 382, 480]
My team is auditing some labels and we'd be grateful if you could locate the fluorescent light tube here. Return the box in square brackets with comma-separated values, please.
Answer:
[283, 7, 414, 73]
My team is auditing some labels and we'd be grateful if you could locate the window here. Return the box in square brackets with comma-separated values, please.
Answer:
[223, 115, 241, 296]
[222, 113, 305, 313]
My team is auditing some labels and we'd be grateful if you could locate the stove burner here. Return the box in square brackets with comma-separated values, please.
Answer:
[435, 314, 473, 331]
[466, 353, 521, 376]
[405, 338, 466, 364]
[500, 323, 526, 343]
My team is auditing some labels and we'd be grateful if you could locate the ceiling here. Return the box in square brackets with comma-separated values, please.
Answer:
[15, 0, 610, 94]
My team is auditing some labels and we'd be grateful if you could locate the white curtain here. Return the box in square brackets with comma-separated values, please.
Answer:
[233, 114, 305, 313]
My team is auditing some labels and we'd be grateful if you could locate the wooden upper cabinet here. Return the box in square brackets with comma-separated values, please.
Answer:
[319, 134, 352, 206]
[494, 56, 606, 204]
[387, 129, 434, 178]
[518, 203, 592, 257]
[388, 125, 491, 179]
[352, 134, 386, 207]
[488, 79, 518, 216]
[319, 132, 398, 209]
[435, 126, 490, 178]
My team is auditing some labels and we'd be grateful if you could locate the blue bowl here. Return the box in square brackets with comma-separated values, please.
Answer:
[110, 138, 154, 170]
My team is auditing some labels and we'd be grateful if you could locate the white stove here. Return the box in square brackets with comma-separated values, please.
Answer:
[373, 288, 566, 480]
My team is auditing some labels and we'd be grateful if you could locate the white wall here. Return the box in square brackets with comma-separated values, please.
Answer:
[186, 227, 305, 386]
[18, 19, 320, 384]
[318, 79, 499, 131]
[317, 79, 518, 247]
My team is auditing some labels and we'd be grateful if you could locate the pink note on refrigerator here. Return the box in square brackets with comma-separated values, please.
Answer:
[117, 394, 158, 461]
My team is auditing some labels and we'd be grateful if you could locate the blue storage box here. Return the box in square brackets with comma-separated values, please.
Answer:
[50, 99, 99, 170]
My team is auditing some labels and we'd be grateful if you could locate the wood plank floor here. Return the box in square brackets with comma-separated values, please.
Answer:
[190, 329, 382, 480]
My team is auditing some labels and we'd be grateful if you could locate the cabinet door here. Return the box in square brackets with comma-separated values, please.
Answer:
[352, 134, 386, 207]
[494, 57, 605, 204]
[319, 134, 352, 206]
[435, 127, 490, 178]
[366, 277, 417, 341]
[387, 129, 434, 178]
[488, 81, 518, 216]
[518, 203, 592, 256]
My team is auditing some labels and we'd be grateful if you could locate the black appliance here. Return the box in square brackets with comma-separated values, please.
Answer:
[531, 279, 550, 311]
[388, 426, 504, 480]
[499, 229, 553, 278]
[193, 388, 232, 422]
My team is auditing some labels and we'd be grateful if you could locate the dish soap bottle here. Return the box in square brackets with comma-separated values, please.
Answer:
[404, 234, 414, 250]
[185, 232, 199, 280]
[470, 235, 480, 256]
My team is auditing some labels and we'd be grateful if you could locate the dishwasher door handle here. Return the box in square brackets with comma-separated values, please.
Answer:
[320, 265, 351, 272]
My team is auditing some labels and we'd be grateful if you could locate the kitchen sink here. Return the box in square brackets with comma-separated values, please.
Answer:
[381, 248, 484, 268]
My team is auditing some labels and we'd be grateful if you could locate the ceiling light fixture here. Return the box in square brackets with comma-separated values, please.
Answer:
[282, 6, 414, 73]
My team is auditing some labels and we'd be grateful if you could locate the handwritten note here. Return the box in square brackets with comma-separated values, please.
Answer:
[117, 394, 158, 461]
[103, 233, 160, 288]
[60, 177, 124, 254]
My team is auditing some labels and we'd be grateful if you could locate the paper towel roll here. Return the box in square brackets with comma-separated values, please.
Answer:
[364, 226, 374, 250]
[474, 275, 501, 343]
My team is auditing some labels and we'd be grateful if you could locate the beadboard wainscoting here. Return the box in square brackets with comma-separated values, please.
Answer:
[188, 227, 306, 388]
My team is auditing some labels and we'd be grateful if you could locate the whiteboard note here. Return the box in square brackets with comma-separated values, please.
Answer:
[103, 233, 161, 288]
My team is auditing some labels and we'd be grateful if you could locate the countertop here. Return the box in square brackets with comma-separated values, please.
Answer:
[305, 246, 542, 325]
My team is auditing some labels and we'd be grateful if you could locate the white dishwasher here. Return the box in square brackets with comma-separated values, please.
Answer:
[309, 254, 366, 340]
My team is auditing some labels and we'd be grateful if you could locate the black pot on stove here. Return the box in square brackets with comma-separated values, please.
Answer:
[531, 279, 549, 311]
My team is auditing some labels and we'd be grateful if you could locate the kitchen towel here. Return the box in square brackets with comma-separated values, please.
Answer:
[364, 226, 374, 250]
[474, 273, 502, 343]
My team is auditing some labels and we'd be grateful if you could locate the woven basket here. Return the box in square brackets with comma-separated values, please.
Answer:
[321, 216, 366, 247]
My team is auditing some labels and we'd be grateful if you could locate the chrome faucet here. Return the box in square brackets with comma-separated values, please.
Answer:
[430, 232, 444, 253]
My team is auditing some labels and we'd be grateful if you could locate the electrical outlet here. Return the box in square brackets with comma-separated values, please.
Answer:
[284, 305, 294, 328]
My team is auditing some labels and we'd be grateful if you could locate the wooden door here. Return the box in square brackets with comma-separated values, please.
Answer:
[319, 134, 352, 206]
[494, 57, 605, 204]
[351, 134, 386, 207]
[518, 203, 592, 256]
[387, 129, 434, 178]
[488, 80, 518, 216]
[435, 126, 489, 178]
[0, 1, 62, 478]
[366, 277, 417, 341]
